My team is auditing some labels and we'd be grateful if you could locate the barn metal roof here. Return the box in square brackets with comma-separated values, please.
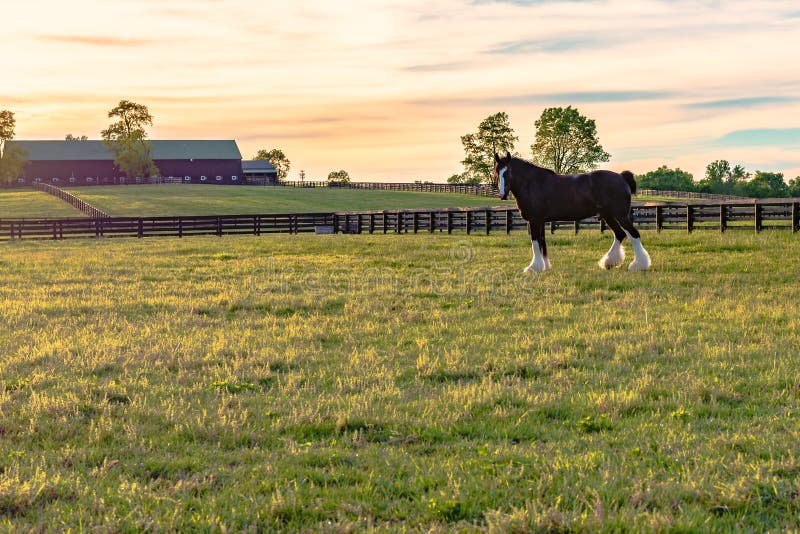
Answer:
[242, 160, 277, 173]
[8, 140, 243, 160]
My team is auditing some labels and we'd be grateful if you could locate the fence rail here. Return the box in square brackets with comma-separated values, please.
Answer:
[636, 189, 749, 201]
[269, 181, 499, 196]
[33, 182, 109, 219]
[2, 201, 799, 242]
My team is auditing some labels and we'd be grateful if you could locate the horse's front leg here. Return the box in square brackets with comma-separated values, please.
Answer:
[524, 221, 549, 273]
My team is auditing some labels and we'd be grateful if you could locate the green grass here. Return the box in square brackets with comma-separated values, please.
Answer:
[2, 230, 800, 530]
[63, 185, 516, 216]
[0, 189, 86, 219]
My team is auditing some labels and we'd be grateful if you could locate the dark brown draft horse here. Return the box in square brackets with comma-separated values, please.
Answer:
[493, 152, 651, 272]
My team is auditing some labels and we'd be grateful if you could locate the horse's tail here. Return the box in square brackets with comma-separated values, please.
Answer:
[621, 170, 637, 194]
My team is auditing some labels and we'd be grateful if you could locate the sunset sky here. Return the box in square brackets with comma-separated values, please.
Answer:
[3, 0, 800, 182]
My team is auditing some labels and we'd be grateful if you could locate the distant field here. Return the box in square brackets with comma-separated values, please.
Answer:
[64, 185, 516, 216]
[0, 189, 86, 218]
[2, 231, 800, 530]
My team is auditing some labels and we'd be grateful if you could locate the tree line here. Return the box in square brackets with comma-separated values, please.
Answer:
[3, 102, 799, 196]
[451, 107, 800, 198]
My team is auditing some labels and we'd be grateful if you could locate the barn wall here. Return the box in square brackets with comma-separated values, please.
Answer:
[18, 159, 245, 186]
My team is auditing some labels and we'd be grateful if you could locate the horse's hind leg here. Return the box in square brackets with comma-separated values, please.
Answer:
[598, 216, 626, 269]
[615, 215, 651, 271]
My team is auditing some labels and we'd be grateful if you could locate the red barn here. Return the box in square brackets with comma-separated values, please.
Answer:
[9, 140, 245, 185]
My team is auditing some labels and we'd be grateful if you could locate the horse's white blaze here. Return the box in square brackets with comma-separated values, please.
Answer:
[598, 239, 625, 269]
[524, 241, 547, 273]
[624, 231, 651, 271]
[498, 167, 507, 197]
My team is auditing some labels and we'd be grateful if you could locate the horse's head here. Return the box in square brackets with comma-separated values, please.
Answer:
[493, 152, 512, 200]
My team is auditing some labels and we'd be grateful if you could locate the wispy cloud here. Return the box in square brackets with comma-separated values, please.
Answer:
[472, 0, 593, 4]
[686, 96, 797, 109]
[715, 128, 800, 147]
[413, 90, 675, 108]
[36, 35, 153, 47]
[487, 36, 605, 55]
[404, 62, 471, 73]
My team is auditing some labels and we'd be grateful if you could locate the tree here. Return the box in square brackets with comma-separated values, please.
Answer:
[637, 166, 696, 192]
[743, 171, 788, 198]
[0, 110, 28, 185]
[100, 100, 159, 178]
[788, 176, 800, 197]
[254, 148, 290, 181]
[697, 160, 750, 195]
[0, 144, 28, 185]
[461, 112, 517, 184]
[531, 106, 609, 174]
[447, 172, 482, 185]
[65, 134, 88, 141]
[327, 170, 350, 183]
[0, 110, 15, 151]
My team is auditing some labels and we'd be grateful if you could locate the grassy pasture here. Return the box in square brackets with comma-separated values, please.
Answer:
[0, 189, 86, 219]
[62, 185, 517, 216]
[2, 230, 800, 531]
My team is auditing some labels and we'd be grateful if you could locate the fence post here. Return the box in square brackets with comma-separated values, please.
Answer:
[382, 212, 387, 234]
[138, 218, 144, 238]
[485, 209, 491, 235]
[396, 211, 402, 234]
[333, 214, 339, 233]
[754, 203, 762, 233]
[686, 205, 694, 233]
[793, 202, 799, 233]
[574, 220, 580, 235]
[429, 212, 435, 233]
[370, 213, 376, 234]
[466, 211, 472, 235]
[505, 210, 512, 234]
[656, 205, 663, 233]
[413, 212, 419, 234]
[719, 205, 727, 233]
[447, 211, 453, 234]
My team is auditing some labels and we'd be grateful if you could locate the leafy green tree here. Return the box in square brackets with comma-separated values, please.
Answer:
[788, 176, 800, 197]
[530, 106, 609, 174]
[743, 171, 788, 198]
[637, 166, 696, 192]
[461, 112, 517, 184]
[0, 110, 28, 185]
[697, 160, 752, 195]
[447, 172, 482, 185]
[327, 169, 350, 183]
[254, 148, 290, 181]
[100, 100, 159, 179]
[65, 134, 88, 141]
[0, 110, 15, 150]
[0, 144, 28, 185]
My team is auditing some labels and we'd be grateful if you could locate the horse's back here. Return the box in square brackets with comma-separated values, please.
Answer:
[588, 170, 633, 210]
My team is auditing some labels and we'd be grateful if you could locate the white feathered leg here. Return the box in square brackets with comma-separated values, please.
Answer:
[624, 231, 651, 271]
[598, 239, 625, 269]
[524, 241, 547, 273]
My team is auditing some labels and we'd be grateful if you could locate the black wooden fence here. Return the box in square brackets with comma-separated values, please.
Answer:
[272, 181, 499, 196]
[2, 201, 798, 241]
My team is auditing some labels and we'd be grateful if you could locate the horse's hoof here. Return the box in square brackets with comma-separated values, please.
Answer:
[598, 258, 614, 270]
[628, 260, 651, 271]
[524, 263, 546, 273]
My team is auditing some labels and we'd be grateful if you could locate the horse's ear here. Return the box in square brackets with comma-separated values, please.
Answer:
[494, 152, 500, 163]
[506, 151, 511, 160]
